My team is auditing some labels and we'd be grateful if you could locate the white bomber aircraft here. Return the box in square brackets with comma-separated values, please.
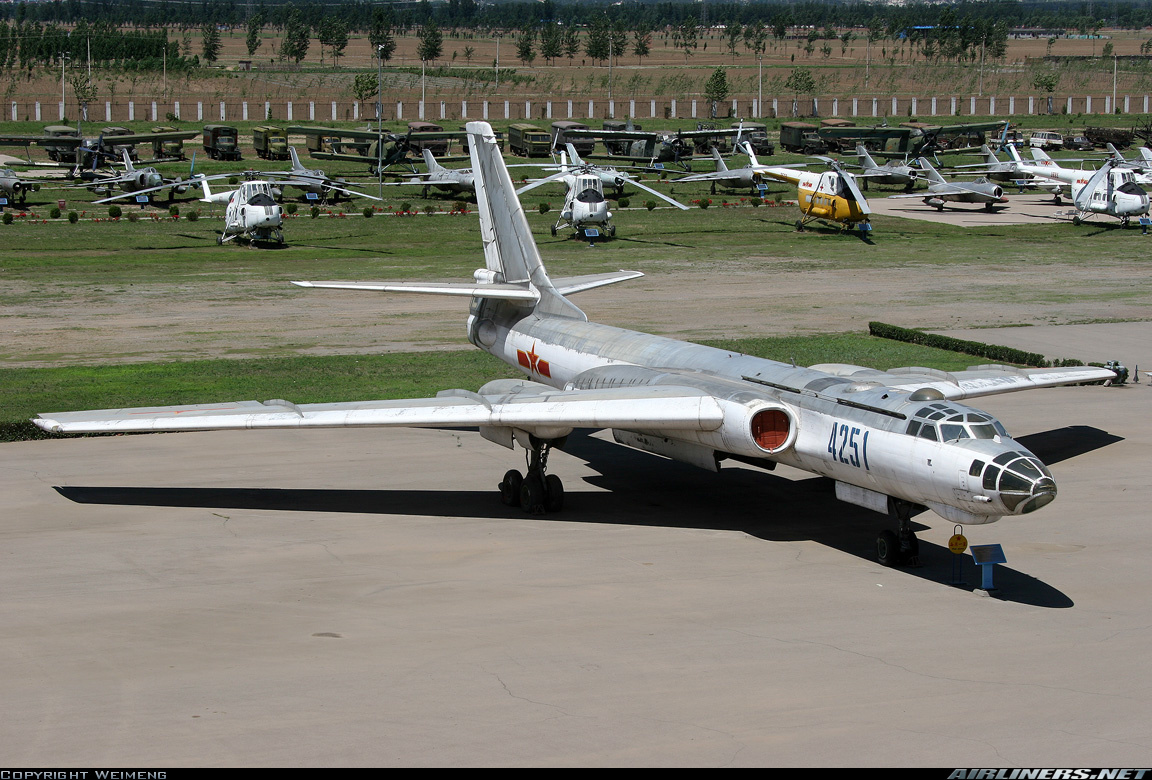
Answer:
[35, 121, 1115, 567]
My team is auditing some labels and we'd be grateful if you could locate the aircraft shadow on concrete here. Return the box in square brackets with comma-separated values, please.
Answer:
[54, 425, 1120, 607]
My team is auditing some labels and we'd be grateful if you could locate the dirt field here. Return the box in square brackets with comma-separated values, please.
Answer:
[11, 26, 1152, 111]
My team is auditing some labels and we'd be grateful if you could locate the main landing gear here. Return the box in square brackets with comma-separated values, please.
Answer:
[498, 438, 564, 514]
[876, 497, 921, 567]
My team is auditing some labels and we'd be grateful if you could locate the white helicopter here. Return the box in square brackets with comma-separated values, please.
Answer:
[1006, 146, 1150, 226]
[200, 178, 284, 245]
[516, 146, 687, 239]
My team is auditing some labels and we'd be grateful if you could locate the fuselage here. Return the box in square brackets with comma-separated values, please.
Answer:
[467, 300, 1056, 525]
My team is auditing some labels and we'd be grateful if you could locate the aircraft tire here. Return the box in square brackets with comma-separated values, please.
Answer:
[544, 474, 564, 513]
[1072, 216, 1082, 226]
[876, 530, 902, 567]
[216, 235, 224, 245]
[499, 469, 523, 506]
[519, 474, 546, 515]
[550, 225, 557, 237]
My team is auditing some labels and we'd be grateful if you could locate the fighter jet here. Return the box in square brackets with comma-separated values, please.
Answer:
[34, 121, 1115, 568]
[87, 151, 198, 204]
[390, 148, 476, 198]
[852, 145, 918, 191]
[0, 167, 44, 205]
[254, 147, 382, 203]
[674, 142, 777, 195]
[887, 157, 1007, 211]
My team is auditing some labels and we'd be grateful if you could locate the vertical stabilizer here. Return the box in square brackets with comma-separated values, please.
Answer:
[740, 141, 759, 167]
[979, 144, 999, 165]
[1031, 147, 1053, 162]
[466, 121, 585, 320]
[422, 148, 446, 173]
[289, 146, 305, 173]
[916, 157, 947, 184]
[711, 147, 729, 172]
[856, 144, 879, 171]
[564, 143, 586, 167]
[122, 150, 135, 172]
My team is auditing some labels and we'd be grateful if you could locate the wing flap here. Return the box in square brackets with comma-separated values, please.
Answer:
[35, 386, 726, 435]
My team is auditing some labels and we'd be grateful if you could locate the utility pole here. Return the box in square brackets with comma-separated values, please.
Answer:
[377, 44, 384, 199]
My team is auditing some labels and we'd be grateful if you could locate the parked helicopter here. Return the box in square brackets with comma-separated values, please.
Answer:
[754, 155, 874, 233]
[516, 150, 687, 239]
[1004, 146, 1150, 225]
[200, 178, 284, 245]
[887, 157, 1007, 211]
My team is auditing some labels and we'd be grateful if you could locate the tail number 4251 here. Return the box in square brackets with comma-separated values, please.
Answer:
[828, 422, 870, 470]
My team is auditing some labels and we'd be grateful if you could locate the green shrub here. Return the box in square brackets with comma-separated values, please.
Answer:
[108, 205, 122, 219]
[127, 211, 138, 222]
[169, 205, 179, 217]
[698, 199, 710, 209]
[400, 202, 412, 213]
[186, 210, 199, 222]
[67, 211, 78, 223]
[424, 205, 436, 215]
[646, 200, 657, 211]
[617, 197, 630, 208]
[868, 322, 1049, 367]
[228, 176, 239, 186]
[538, 202, 550, 214]
[285, 202, 297, 215]
[2, 212, 12, 225]
[363, 206, 373, 218]
[49, 206, 61, 219]
[310, 206, 320, 219]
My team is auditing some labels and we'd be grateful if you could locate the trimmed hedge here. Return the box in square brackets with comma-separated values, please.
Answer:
[869, 322, 1050, 367]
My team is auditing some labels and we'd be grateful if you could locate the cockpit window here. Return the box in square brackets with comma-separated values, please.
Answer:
[969, 460, 985, 477]
[918, 425, 938, 442]
[940, 423, 968, 441]
[576, 188, 604, 204]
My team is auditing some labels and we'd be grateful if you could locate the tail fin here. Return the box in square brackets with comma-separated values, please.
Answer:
[1005, 144, 1024, 164]
[855, 144, 879, 171]
[122, 150, 135, 172]
[466, 121, 585, 320]
[289, 146, 305, 172]
[979, 144, 999, 165]
[1031, 147, 1053, 162]
[916, 157, 947, 184]
[200, 176, 214, 202]
[1106, 143, 1124, 162]
[564, 143, 585, 167]
[712, 147, 729, 172]
[422, 148, 445, 173]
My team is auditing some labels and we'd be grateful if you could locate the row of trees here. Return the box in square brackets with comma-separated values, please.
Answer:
[4, 1, 1152, 43]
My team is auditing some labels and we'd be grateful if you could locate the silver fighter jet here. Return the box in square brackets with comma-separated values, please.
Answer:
[34, 122, 1114, 568]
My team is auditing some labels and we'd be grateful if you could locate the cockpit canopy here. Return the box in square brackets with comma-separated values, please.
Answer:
[906, 402, 1008, 442]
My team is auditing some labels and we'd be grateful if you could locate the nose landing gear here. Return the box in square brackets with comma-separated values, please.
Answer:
[876, 497, 921, 567]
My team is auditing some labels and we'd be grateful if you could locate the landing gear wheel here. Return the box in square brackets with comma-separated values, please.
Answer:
[216, 235, 224, 245]
[499, 469, 523, 506]
[795, 219, 805, 232]
[550, 225, 557, 237]
[544, 474, 564, 513]
[876, 530, 901, 567]
[1054, 195, 1062, 205]
[519, 474, 546, 514]
[606, 225, 616, 238]
[1072, 215, 1082, 226]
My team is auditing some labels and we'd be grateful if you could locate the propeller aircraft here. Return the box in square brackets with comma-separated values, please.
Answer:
[288, 125, 466, 175]
[887, 157, 1007, 211]
[563, 121, 746, 172]
[818, 120, 1010, 159]
[33, 120, 1116, 568]
[516, 149, 688, 238]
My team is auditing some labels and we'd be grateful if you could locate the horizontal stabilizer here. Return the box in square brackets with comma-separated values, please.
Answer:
[291, 280, 539, 300]
[552, 270, 643, 295]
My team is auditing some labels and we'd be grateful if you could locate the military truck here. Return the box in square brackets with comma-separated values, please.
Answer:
[203, 124, 242, 161]
[42, 125, 80, 162]
[98, 126, 138, 161]
[508, 123, 552, 157]
[252, 126, 289, 160]
[779, 122, 827, 154]
[151, 126, 187, 160]
[602, 119, 641, 155]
